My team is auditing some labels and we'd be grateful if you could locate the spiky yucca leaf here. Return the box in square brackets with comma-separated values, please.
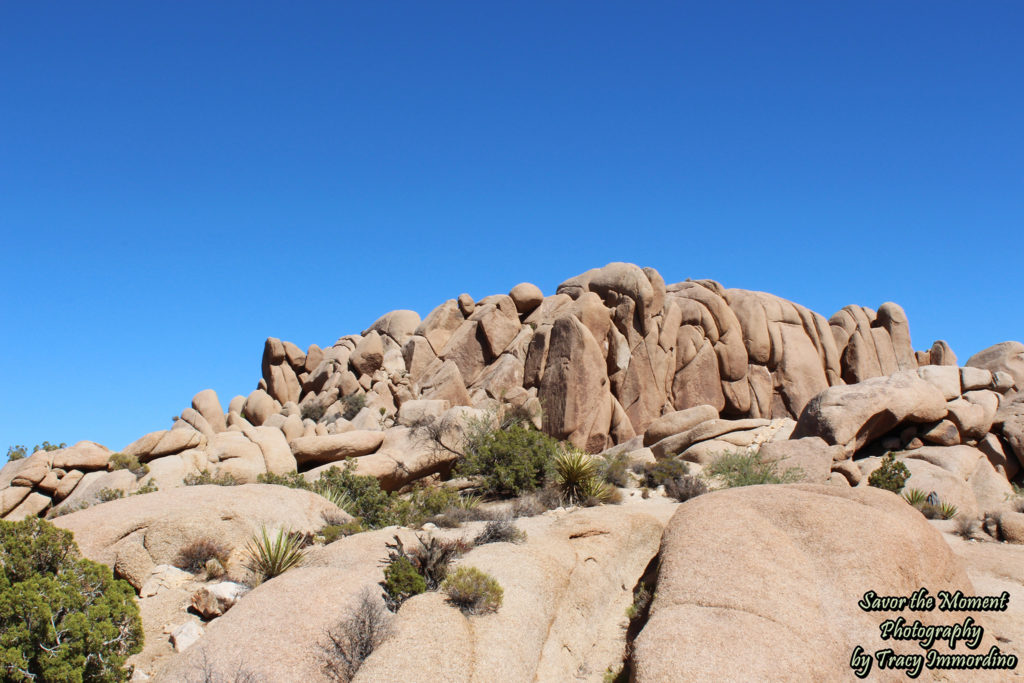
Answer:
[553, 448, 599, 505]
[902, 488, 928, 506]
[939, 501, 959, 520]
[243, 526, 306, 582]
[313, 482, 354, 512]
[457, 493, 483, 510]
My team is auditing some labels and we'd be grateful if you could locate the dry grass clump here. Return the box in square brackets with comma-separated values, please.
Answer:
[176, 537, 232, 574]
[320, 587, 392, 682]
[442, 566, 503, 615]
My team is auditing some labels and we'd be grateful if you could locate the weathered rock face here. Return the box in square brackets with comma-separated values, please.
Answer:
[632, 484, 1001, 682]
[967, 341, 1024, 391]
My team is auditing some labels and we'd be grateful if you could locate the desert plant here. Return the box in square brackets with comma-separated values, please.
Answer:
[867, 452, 910, 493]
[384, 534, 469, 592]
[902, 488, 928, 506]
[939, 501, 959, 520]
[340, 393, 367, 420]
[381, 556, 426, 610]
[641, 458, 690, 488]
[704, 450, 803, 488]
[313, 482, 355, 512]
[625, 582, 653, 620]
[553, 448, 600, 504]
[257, 471, 311, 489]
[320, 587, 392, 682]
[185, 470, 240, 486]
[6, 445, 27, 461]
[474, 519, 526, 545]
[97, 487, 125, 502]
[183, 649, 262, 683]
[955, 516, 979, 540]
[320, 521, 364, 544]
[314, 462, 398, 528]
[176, 537, 232, 574]
[242, 527, 306, 582]
[442, 566, 503, 615]
[109, 452, 149, 476]
[133, 479, 159, 495]
[0, 517, 143, 681]
[510, 487, 563, 518]
[663, 474, 708, 502]
[302, 400, 327, 422]
[455, 422, 560, 497]
[6, 441, 67, 462]
[581, 475, 619, 505]
[597, 452, 631, 487]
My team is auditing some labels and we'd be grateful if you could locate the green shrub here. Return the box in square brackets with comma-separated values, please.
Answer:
[704, 450, 803, 488]
[175, 537, 232, 574]
[442, 566, 503, 615]
[184, 470, 239, 486]
[0, 517, 143, 681]
[133, 480, 159, 496]
[868, 453, 910, 493]
[242, 527, 306, 583]
[382, 556, 426, 610]
[257, 471, 312, 489]
[341, 393, 367, 420]
[108, 452, 149, 476]
[384, 534, 469, 593]
[97, 487, 125, 502]
[315, 463, 398, 528]
[642, 459, 690, 488]
[456, 422, 560, 497]
[6, 441, 66, 462]
[5, 445, 27, 461]
[320, 520, 364, 544]
[597, 452, 631, 487]
[301, 400, 327, 422]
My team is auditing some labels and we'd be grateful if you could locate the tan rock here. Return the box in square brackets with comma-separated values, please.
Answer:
[632, 484, 988, 682]
[241, 425, 296, 476]
[945, 397, 990, 440]
[960, 366, 993, 392]
[977, 432, 1019, 480]
[304, 344, 324, 374]
[472, 303, 521, 357]
[1, 485, 32, 516]
[190, 582, 249, 619]
[439, 320, 489, 384]
[415, 299, 465, 355]
[509, 282, 544, 315]
[53, 470, 84, 501]
[793, 370, 947, 454]
[929, 340, 958, 366]
[917, 365, 962, 400]
[757, 437, 840, 484]
[191, 389, 227, 433]
[4, 492, 51, 521]
[650, 418, 769, 459]
[349, 331, 384, 376]
[289, 431, 386, 467]
[967, 341, 1024, 391]
[10, 451, 52, 487]
[396, 399, 451, 426]
[242, 389, 279, 426]
[921, 419, 961, 446]
[416, 359, 472, 407]
[365, 310, 422, 344]
[51, 441, 111, 471]
[266, 361, 302, 405]
[831, 459, 862, 486]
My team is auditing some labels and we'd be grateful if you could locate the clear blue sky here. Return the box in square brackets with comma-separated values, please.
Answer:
[2, 2, 1021, 457]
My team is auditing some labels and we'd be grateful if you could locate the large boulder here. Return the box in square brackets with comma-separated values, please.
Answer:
[793, 370, 947, 454]
[54, 484, 346, 590]
[289, 431, 386, 467]
[967, 341, 1024, 391]
[632, 484, 1000, 682]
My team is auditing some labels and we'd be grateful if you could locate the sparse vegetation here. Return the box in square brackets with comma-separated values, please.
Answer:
[663, 474, 708, 502]
[97, 487, 125, 502]
[641, 458, 690, 488]
[867, 452, 910, 493]
[456, 422, 560, 497]
[185, 470, 240, 486]
[474, 519, 526, 545]
[704, 450, 803, 488]
[902, 488, 928, 506]
[242, 526, 307, 583]
[6, 441, 66, 462]
[302, 400, 327, 422]
[176, 537, 232, 574]
[442, 566, 504, 615]
[109, 452, 149, 476]
[320, 521, 364, 544]
[320, 587, 393, 682]
[133, 479, 159, 495]
[0, 517, 143, 681]
[597, 452, 630, 487]
[955, 516, 979, 540]
[340, 393, 367, 420]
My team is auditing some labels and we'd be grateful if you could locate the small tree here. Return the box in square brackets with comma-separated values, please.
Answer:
[868, 452, 910, 493]
[0, 517, 143, 681]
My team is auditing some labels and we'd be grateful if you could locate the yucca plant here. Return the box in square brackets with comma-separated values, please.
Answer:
[457, 493, 483, 510]
[553, 448, 599, 505]
[902, 488, 928, 506]
[313, 482, 354, 512]
[939, 501, 959, 520]
[243, 526, 307, 582]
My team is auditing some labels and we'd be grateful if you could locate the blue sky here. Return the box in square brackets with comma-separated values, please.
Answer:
[2, 2, 1021, 457]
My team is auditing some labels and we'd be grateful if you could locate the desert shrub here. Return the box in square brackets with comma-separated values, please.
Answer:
[6, 445, 27, 461]
[456, 422, 560, 497]
[97, 487, 125, 502]
[185, 470, 239, 486]
[176, 538, 232, 574]
[340, 393, 367, 420]
[902, 488, 928, 506]
[183, 649, 261, 683]
[257, 471, 311, 489]
[663, 474, 708, 502]
[442, 566, 503, 615]
[302, 400, 327, 422]
[510, 487, 563, 518]
[474, 519, 526, 545]
[868, 452, 910, 493]
[625, 581, 653, 620]
[704, 450, 803, 488]
[320, 587, 392, 682]
[242, 527, 306, 583]
[382, 556, 426, 610]
[0, 517, 143, 681]
[314, 463, 397, 528]
[642, 459, 690, 488]
[6, 441, 67, 462]
[384, 534, 469, 593]
[955, 516, 979, 540]
[597, 452, 631, 487]
[320, 521, 364, 544]
[109, 452, 149, 476]
[133, 479, 159, 496]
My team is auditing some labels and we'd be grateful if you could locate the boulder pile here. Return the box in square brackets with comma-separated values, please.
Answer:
[2, 263, 1022, 522]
